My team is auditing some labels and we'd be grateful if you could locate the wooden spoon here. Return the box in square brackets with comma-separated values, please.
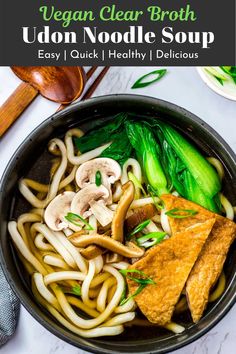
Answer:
[0, 66, 86, 137]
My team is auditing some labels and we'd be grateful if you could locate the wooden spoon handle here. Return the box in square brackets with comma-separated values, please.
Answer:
[0, 82, 38, 137]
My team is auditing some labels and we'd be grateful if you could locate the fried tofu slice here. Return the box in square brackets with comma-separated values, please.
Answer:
[186, 214, 236, 323]
[127, 218, 215, 325]
[161, 194, 213, 234]
[162, 194, 236, 323]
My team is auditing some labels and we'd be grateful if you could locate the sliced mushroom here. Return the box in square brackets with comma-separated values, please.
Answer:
[89, 199, 114, 227]
[105, 253, 123, 264]
[71, 184, 113, 227]
[69, 233, 145, 258]
[44, 191, 75, 231]
[111, 181, 135, 243]
[125, 204, 157, 234]
[74, 230, 105, 260]
[112, 181, 123, 203]
[80, 245, 104, 260]
[75, 158, 121, 204]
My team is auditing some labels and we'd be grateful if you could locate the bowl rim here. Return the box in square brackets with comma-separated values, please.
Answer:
[0, 93, 236, 354]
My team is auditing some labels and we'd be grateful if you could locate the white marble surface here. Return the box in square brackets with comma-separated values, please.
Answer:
[0, 66, 236, 354]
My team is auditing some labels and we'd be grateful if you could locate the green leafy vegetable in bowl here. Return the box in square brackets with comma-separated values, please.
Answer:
[152, 121, 221, 212]
[74, 113, 222, 212]
[74, 112, 132, 166]
[126, 121, 169, 196]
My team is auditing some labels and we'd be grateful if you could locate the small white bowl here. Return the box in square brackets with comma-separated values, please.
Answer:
[197, 67, 236, 101]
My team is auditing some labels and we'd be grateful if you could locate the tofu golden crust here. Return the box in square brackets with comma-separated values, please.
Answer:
[127, 218, 215, 325]
[186, 214, 236, 323]
[162, 194, 236, 323]
[161, 194, 213, 234]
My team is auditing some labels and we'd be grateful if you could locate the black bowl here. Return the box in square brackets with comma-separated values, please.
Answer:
[0, 95, 236, 354]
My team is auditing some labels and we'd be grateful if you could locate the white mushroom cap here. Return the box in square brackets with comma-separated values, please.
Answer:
[44, 191, 75, 231]
[76, 158, 121, 187]
[71, 184, 109, 218]
[75, 158, 121, 205]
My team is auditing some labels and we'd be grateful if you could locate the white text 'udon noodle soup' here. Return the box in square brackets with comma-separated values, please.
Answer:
[8, 113, 236, 338]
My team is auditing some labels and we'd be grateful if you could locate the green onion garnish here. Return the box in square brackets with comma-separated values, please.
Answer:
[220, 66, 236, 77]
[204, 66, 236, 86]
[128, 219, 150, 240]
[119, 269, 156, 305]
[65, 212, 94, 230]
[71, 285, 82, 296]
[136, 232, 166, 248]
[215, 77, 224, 86]
[165, 208, 198, 219]
[59, 284, 81, 296]
[95, 170, 102, 186]
[220, 66, 236, 85]
[132, 69, 167, 89]
[120, 284, 146, 305]
[119, 283, 127, 305]
[204, 67, 228, 81]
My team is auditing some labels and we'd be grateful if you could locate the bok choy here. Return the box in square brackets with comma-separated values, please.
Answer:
[74, 113, 132, 166]
[126, 121, 169, 196]
[74, 113, 222, 213]
[153, 122, 221, 212]
[100, 131, 133, 166]
[75, 113, 126, 153]
[156, 122, 221, 198]
[183, 170, 221, 212]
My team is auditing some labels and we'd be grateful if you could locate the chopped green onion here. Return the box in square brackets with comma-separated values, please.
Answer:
[119, 283, 127, 305]
[132, 69, 167, 89]
[137, 232, 166, 248]
[215, 77, 224, 86]
[65, 212, 94, 230]
[204, 67, 236, 87]
[220, 66, 236, 77]
[119, 269, 156, 305]
[71, 285, 82, 296]
[165, 208, 198, 219]
[59, 284, 81, 296]
[120, 284, 146, 305]
[204, 67, 228, 81]
[119, 269, 156, 285]
[95, 170, 102, 186]
[220, 66, 232, 73]
[220, 66, 236, 85]
[128, 219, 150, 239]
